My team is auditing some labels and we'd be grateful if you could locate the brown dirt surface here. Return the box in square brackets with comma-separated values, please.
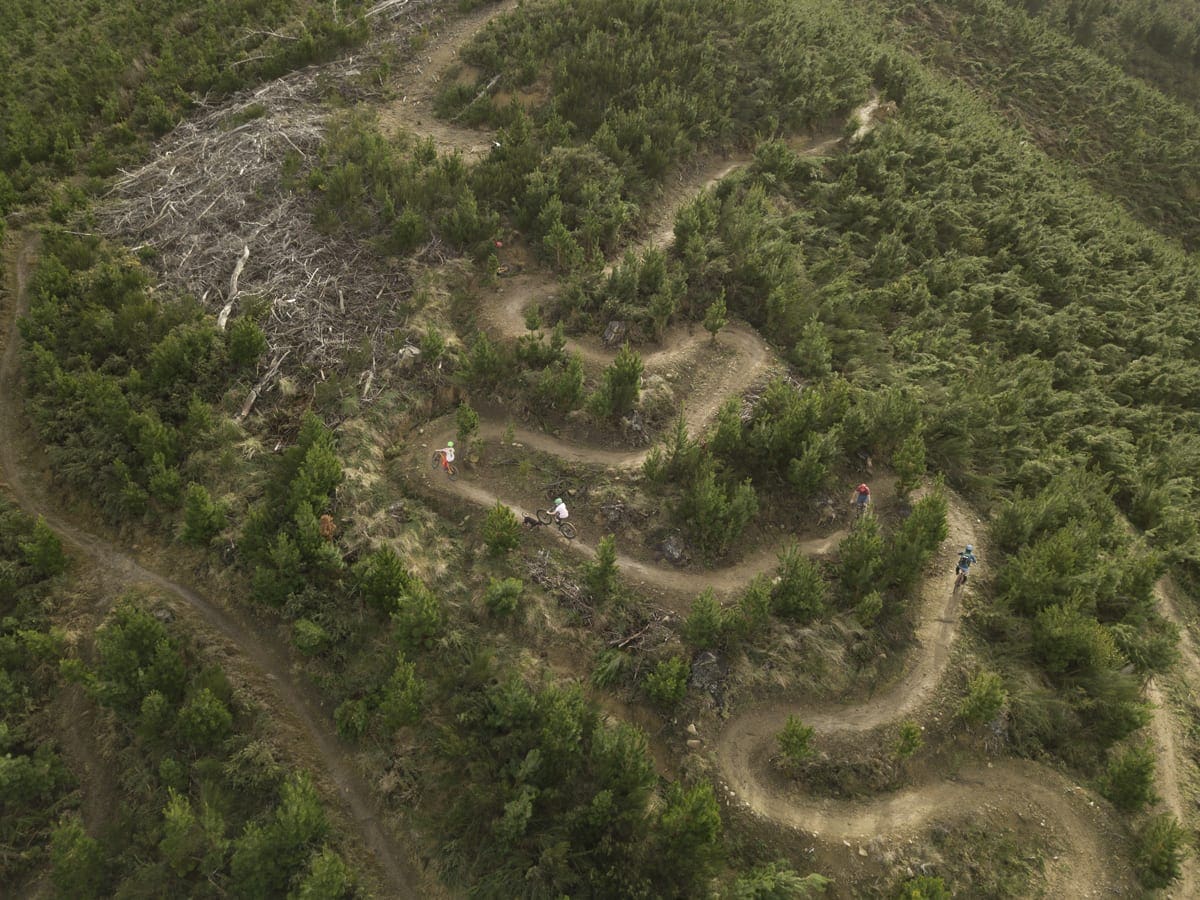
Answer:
[712, 498, 1137, 897]
[1, 232, 433, 898]
[408, 420, 846, 612]
[1149, 578, 1200, 899]
[376, 0, 521, 159]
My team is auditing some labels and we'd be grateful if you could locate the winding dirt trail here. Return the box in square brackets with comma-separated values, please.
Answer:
[1148, 580, 1200, 899]
[368, 5, 1154, 893]
[377, 0, 521, 159]
[711, 500, 1133, 896]
[416, 441, 843, 609]
[24, 0, 1181, 894]
[0, 233, 428, 898]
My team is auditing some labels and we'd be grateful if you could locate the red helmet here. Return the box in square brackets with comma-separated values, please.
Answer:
[857, 483, 870, 493]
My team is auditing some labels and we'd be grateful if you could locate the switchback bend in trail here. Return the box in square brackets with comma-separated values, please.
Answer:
[6, 0, 1193, 895]
[386, 2, 1189, 896]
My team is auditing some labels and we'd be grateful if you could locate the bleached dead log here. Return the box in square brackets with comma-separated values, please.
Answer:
[238, 351, 289, 421]
[217, 244, 251, 330]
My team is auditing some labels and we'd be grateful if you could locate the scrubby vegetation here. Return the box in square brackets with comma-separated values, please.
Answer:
[0, 503, 71, 887]
[0, 0, 367, 203]
[878, 0, 1200, 248]
[21, 232, 263, 522]
[0, 499, 362, 897]
[56, 599, 361, 897]
[9, 0, 1200, 893]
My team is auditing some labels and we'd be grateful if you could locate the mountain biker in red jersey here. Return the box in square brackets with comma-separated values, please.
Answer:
[851, 483, 871, 516]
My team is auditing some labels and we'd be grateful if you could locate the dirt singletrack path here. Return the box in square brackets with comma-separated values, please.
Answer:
[377, 0, 520, 159]
[417, 450, 844, 608]
[1148, 579, 1200, 899]
[0, 233, 427, 898]
[712, 502, 1133, 896]
[375, 6, 1145, 891]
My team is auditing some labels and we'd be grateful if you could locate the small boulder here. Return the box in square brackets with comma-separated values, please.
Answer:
[660, 533, 688, 566]
[602, 320, 628, 347]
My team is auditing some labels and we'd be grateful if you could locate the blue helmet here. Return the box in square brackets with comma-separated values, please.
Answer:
[965, 544, 973, 553]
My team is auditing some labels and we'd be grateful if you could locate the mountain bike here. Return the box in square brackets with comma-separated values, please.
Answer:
[536, 508, 577, 540]
[431, 451, 457, 479]
[954, 567, 968, 590]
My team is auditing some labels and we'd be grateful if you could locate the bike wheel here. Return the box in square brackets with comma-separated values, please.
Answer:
[431, 453, 440, 470]
[537, 509, 554, 525]
[447, 463, 458, 479]
[559, 521, 577, 540]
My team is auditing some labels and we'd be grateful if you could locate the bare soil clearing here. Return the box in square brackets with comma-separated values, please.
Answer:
[376, 0, 521, 159]
[1, 233, 430, 899]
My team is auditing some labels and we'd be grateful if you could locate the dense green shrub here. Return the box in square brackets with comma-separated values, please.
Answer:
[836, 514, 884, 602]
[855, 590, 885, 627]
[455, 401, 480, 455]
[772, 545, 827, 623]
[392, 582, 444, 653]
[684, 589, 724, 650]
[22, 234, 251, 524]
[883, 488, 949, 595]
[181, 483, 225, 546]
[590, 647, 633, 689]
[435, 674, 721, 896]
[482, 501, 521, 555]
[677, 462, 759, 559]
[893, 721, 923, 759]
[730, 863, 829, 899]
[584, 536, 619, 603]
[227, 317, 268, 370]
[20, 516, 67, 579]
[777, 715, 815, 768]
[377, 654, 423, 731]
[587, 343, 644, 421]
[959, 670, 1007, 725]
[727, 576, 773, 644]
[293, 619, 331, 656]
[1132, 814, 1187, 889]
[64, 594, 359, 892]
[1099, 744, 1157, 812]
[229, 774, 330, 898]
[353, 545, 413, 613]
[334, 698, 370, 740]
[483, 577, 523, 617]
[456, 0, 870, 217]
[885, 0, 1200, 248]
[643, 656, 690, 709]
[176, 687, 234, 751]
[895, 875, 951, 899]
[0, 502, 74, 883]
[1, 0, 367, 200]
[49, 817, 108, 898]
[460, 332, 511, 390]
[309, 112, 498, 255]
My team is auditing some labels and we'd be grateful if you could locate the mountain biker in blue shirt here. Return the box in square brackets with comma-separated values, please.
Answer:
[955, 544, 977, 582]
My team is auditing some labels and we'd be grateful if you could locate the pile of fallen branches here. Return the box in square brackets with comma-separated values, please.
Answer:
[95, 2, 451, 408]
[527, 551, 593, 624]
[98, 71, 406, 396]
